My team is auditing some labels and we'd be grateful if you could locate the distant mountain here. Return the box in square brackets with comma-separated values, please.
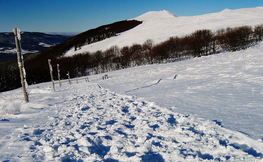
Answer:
[0, 32, 71, 61]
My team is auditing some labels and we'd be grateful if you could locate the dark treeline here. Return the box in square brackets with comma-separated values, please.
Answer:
[1, 24, 263, 92]
[55, 24, 263, 76]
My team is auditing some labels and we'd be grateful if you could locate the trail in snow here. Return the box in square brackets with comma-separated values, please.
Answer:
[125, 75, 177, 93]
[0, 82, 262, 161]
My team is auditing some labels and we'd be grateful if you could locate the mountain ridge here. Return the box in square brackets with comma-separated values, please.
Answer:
[0, 32, 71, 61]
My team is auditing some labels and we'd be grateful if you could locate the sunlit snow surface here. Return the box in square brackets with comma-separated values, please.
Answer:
[0, 42, 263, 161]
[98, 43, 263, 141]
[65, 7, 263, 56]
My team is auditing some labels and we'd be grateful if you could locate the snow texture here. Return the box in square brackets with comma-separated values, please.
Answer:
[0, 80, 263, 161]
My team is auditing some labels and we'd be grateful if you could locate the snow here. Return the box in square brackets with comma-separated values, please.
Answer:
[97, 42, 263, 141]
[0, 48, 37, 54]
[1, 43, 263, 162]
[1, 7, 263, 161]
[64, 7, 263, 56]
[39, 42, 52, 47]
[134, 10, 179, 20]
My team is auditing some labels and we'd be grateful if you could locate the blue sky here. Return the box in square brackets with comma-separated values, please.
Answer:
[0, 0, 262, 33]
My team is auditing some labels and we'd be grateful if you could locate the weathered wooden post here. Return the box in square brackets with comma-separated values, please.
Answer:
[67, 71, 71, 85]
[13, 28, 28, 102]
[57, 64, 61, 87]
[48, 59, 55, 91]
[85, 77, 89, 82]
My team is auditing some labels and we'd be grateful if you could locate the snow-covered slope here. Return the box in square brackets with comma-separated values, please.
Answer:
[0, 42, 263, 161]
[97, 42, 263, 141]
[65, 7, 263, 56]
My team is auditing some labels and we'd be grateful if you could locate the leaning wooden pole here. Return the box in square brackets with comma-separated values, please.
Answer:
[57, 64, 61, 87]
[13, 28, 28, 102]
[67, 71, 71, 85]
[48, 59, 55, 91]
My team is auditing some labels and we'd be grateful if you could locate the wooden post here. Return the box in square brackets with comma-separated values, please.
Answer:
[57, 64, 61, 87]
[67, 71, 71, 85]
[48, 59, 55, 91]
[13, 28, 28, 102]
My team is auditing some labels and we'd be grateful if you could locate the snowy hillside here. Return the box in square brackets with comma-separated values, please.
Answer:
[65, 7, 263, 56]
[0, 43, 263, 161]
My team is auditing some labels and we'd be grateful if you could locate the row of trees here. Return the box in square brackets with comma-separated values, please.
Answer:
[1, 24, 263, 92]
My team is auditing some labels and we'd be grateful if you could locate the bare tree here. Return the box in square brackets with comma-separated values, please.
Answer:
[254, 24, 263, 41]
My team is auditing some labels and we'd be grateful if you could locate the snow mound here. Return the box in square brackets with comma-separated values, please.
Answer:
[134, 10, 179, 21]
[30, 88, 53, 94]
[39, 42, 52, 48]
[221, 8, 232, 12]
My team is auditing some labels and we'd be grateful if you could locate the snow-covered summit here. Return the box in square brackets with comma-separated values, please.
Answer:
[134, 10, 179, 21]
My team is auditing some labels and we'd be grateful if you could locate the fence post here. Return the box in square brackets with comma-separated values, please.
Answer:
[57, 64, 61, 87]
[48, 59, 55, 91]
[67, 71, 71, 85]
[13, 28, 28, 102]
